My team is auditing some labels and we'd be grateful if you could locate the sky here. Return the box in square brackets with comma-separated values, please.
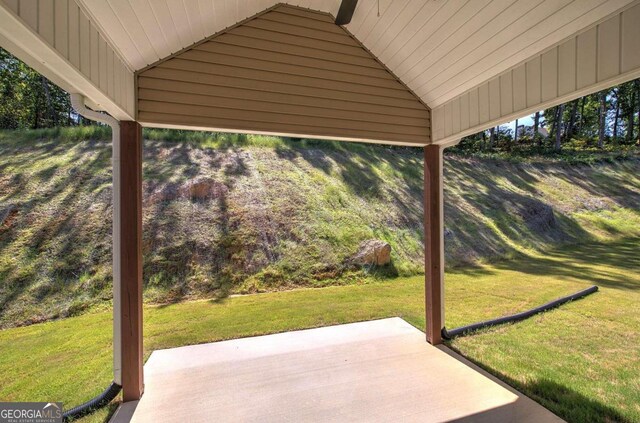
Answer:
[502, 112, 545, 133]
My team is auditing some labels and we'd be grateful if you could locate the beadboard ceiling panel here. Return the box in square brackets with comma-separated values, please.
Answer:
[79, 0, 341, 71]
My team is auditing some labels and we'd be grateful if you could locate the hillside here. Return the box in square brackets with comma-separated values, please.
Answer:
[1, 128, 639, 328]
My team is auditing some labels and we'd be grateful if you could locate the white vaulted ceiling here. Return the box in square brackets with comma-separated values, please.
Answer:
[79, 0, 636, 109]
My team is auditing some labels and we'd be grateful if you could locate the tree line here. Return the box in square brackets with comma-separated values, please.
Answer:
[0, 48, 79, 129]
[459, 78, 640, 153]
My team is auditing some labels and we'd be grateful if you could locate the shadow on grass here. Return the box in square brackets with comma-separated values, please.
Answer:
[447, 237, 639, 292]
[526, 378, 628, 423]
[0, 139, 114, 324]
[2, 130, 639, 327]
[362, 261, 399, 279]
[274, 140, 387, 199]
[490, 237, 640, 291]
[442, 156, 604, 267]
[448, 345, 629, 423]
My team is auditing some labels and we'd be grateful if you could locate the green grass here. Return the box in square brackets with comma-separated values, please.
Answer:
[451, 136, 640, 165]
[1, 127, 639, 420]
[0, 237, 638, 422]
[2, 128, 639, 329]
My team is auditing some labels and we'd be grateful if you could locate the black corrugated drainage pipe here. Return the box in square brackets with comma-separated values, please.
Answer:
[62, 382, 122, 422]
[442, 285, 598, 340]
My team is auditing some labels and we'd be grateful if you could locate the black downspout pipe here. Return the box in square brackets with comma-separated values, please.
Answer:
[442, 285, 598, 340]
[62, 382, 122, 422]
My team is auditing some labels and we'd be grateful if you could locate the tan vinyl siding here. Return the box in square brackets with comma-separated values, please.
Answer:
[137, 5, 430, 145]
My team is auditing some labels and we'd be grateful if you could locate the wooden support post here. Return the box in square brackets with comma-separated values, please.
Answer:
[424, 145, 444, 345]
[119, 121, 144, 401]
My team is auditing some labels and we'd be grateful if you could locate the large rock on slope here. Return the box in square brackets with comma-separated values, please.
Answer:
[146, 177, 228, 204]
[351, 240, 392, 266]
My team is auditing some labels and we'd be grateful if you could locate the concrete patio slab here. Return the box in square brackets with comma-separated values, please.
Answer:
[111, 318, 563, 423]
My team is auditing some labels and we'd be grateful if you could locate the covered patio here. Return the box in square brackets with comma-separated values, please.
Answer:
[1, 0, 639, 421]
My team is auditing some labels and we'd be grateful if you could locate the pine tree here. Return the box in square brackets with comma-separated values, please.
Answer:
[598, 91, 607, 148]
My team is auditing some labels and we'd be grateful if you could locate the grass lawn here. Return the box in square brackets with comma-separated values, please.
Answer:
[0, 237, 638, 423]
[3, 129, 639, 330]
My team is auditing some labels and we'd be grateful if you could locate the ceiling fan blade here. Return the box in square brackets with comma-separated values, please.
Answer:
[335, 0, 358, 25]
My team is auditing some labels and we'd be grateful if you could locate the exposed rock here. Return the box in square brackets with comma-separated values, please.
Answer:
[147, 177, 227, 204]
[580, 196, 611, 212]
[179, 177, 226, 200]
[147, 183, 180, 204]
[351, 239, 391, 266]
[0, 204, 18, 229]
[516, 198, 556, 232]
